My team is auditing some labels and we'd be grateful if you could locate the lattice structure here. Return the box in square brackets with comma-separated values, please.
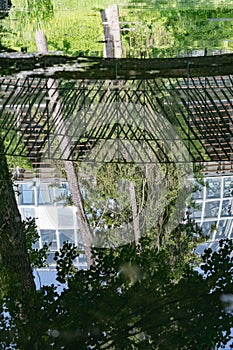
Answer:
[0, 76, 232, 168]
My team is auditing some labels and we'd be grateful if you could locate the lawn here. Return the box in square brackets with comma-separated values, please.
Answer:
[1, 0, 233, 56]
[2, 0, 129, 54]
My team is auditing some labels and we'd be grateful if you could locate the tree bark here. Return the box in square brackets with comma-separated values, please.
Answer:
[129, 181, 140, 244]
[0, 141, 35, 292]
[35, 30, 93, 267]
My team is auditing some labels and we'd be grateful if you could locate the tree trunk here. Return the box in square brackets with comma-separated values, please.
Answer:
[129, 181, 140, 244]
[35, 30, 93, 267]
[0, 141, 35, 292]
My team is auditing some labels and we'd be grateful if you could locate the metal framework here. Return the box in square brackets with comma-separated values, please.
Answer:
[0, 74, 232, 168]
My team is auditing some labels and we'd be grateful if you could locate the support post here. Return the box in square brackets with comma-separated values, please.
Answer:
[100, 4, 122, 58]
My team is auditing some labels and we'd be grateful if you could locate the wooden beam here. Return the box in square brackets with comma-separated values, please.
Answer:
[1, 53, 233, 80]
[100, 5, 122, 58]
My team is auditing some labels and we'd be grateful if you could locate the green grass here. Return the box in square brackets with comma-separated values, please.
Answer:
[1, 0, 233, 56]
[3, 0, 129, 54]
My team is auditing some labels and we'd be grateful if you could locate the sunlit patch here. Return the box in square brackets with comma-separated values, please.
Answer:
[221, 294, 233, 312]
[119, 262, 142, 285]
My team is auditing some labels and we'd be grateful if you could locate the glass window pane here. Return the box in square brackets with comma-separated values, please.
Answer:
[77, 232, 83, 248]
[32, 240, 40, 249]
[55, 182, 71, 205]
[78, 254, 87, 265]
[206, 179, 221, 199]
[192, 185, 204, 200]
[46, 252, 56, 266]
[204, 201, 219, 218]
[201, 221, 217, 239]
[223, 177, 233, 198]
[18, 184, 35, 205]
[38, 183, 53, 205]
[19, 207, 35, 220]
[209, 241, 219, 251]
[189, 205, 202, 219]
[216, 220, 232, 239]
[40, 230, 57, 250]
[195, 243, 209, 255]
[221, 200, 232, 217]
[59, 229, 75, 246]
[230, 225, 233, 239]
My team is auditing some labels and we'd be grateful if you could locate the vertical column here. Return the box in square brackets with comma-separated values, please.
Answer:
[100, 4, 122, 58]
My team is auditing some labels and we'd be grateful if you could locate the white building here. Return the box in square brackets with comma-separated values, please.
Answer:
[190, 174, 233, 253]
[15, 179, 87, 269]
[15, 173, 233, 268]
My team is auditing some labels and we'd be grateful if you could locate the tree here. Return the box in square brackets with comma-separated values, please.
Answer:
[121, 3, 233, 58]
[0, 140, 35, 293]
[0, 221, 232, 349]
[0, 152, 231, 349]
[0, 137, 57, 349]
[35, 236, 233, 349]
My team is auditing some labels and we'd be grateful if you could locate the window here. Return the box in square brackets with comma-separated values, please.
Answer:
[204, 201, 219, 218]
[206, 179, 221, 199]
[55, 182, 71, 205]
[38, 183, 53, 205]
[201, 221, 217, 239]
[18, 184, 35, 205]
[78, 254, 87, 265]
[40, 229, 57, 250]
[230, 225, 233, 239]
[216, 220, 232, 239]
[59, 229, 75, 246]
[189, 204, 202, 219]
[192, 185, 204, 200]
[195, 243, 209, 255]
[221, 200, 232, 217]
[77, 232, 84, 248]
[46, 252, 56, 266]
[223, 177, 233, 198]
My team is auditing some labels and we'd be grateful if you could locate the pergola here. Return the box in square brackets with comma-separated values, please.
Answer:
[0, 53, 232, 171]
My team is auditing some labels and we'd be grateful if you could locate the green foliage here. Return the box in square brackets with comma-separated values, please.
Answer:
[2, 0, 112, 53]
[14, 237, 232, 349]
[54, 242, 80, 283]
[0, 205, 232, 349]
[2, 0, 54, 51]
[121, 3, 233, 57]
[24, 217, 49, 268]
[80, 162, 148, 246]
[11, 0, 53, 29]
[0, 113, 33, 170]
[53, 238, 232, 349]
[0, 1, 232, 347]
[2, 0, 233, 55]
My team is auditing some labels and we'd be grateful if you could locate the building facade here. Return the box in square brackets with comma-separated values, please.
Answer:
[190, 173, 233, 253]
[15, 172, 233, 269]
[15, 179, 87, 269]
